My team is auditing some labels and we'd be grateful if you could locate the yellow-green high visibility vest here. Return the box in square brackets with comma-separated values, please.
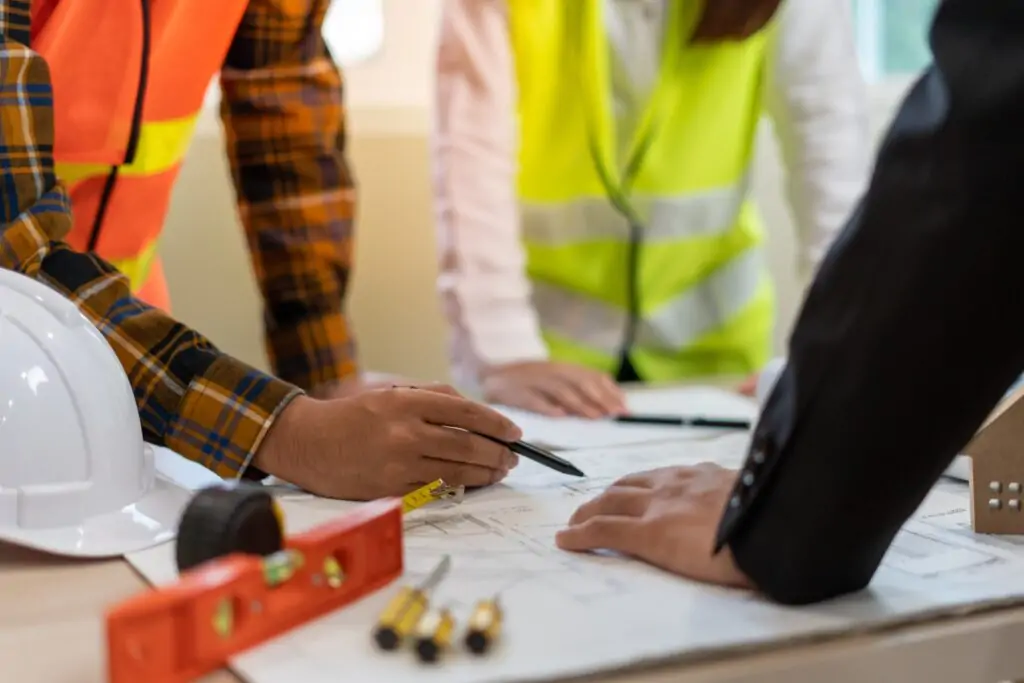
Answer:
[508, 0, 775, 380]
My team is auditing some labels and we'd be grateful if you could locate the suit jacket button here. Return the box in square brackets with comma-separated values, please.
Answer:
[729, 494, 742, 508]
[741, 470, 755, 486]
[750, 432, 773, 466]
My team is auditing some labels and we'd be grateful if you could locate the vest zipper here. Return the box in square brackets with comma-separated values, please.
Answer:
[85, 169, 120, 252]
[619, 220, 641, 371]
[610, 139, 654, 380]
[86, 0, 152, 253]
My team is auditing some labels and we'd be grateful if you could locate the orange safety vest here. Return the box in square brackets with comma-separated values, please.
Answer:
[31, 0, 249, 311]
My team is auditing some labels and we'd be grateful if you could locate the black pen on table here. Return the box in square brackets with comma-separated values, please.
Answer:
[613, 414, 752, 430]
[463, 430, 585, 477]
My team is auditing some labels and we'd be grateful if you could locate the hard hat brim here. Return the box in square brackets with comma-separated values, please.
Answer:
[0, 474, 192, 558]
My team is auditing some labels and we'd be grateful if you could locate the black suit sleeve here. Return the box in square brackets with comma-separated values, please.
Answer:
[714, 0, 1024, 605]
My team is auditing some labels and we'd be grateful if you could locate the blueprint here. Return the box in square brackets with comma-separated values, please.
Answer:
[127, 432, 1024, 683]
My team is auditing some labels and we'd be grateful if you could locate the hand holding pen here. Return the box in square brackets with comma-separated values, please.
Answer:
[258, 385, 524, 500]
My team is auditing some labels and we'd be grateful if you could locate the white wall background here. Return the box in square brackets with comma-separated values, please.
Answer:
[165, 0, 918, 382]
[334, 0, 436, 110]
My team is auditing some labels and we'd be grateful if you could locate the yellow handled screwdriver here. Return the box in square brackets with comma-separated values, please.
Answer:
[413, 605, 456, 663]
[373, 555, 452, 651]
[464, 594, 503, 655]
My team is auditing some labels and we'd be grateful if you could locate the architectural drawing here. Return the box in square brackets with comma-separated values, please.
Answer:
[884, 527, 1003, 578]
[382, 434, 758, 612]
[403, 511, 630, 607]
[881, 487, 1024, 580]
[127, 417, 1024, 683]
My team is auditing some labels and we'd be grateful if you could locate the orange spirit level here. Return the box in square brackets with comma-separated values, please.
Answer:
[105, 485, 405, 683]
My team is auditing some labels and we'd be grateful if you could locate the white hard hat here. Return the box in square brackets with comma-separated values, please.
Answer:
[0, 269, 191, 557]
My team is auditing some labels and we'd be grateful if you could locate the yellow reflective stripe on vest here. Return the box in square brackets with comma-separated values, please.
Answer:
[521, 177, 748, 246]
[531, 247, 764, 357]
[107, 238, 159, 293]
[55, 114, 199, 185]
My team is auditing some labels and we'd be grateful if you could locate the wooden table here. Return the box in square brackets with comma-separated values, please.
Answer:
[4, 539, 1024, 683]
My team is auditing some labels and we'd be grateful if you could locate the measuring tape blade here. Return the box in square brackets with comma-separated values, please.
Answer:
[401, 479, 463, 513]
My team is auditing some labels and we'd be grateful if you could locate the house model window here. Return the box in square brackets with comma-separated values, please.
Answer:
[965, 386, 1024, 535]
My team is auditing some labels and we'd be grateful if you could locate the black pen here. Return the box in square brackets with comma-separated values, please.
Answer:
[469, 432, 585, 477]
[613, 414, 752, 430]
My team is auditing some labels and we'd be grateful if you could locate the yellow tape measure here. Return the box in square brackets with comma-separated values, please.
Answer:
[401, 479, 463, 514]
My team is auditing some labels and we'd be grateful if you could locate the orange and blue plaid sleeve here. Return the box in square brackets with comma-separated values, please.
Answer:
[0, 1, 301, 480]
[220, 0, 360, 393]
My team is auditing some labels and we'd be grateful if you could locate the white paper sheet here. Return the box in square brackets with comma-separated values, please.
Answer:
[943, 454, 971, 482]
[152, 446, 223, 491]
[126, 434, 1024, 683]
[495, 386, 759, 450]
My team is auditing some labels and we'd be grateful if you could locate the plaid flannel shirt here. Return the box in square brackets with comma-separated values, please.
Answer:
[222, 0, 359, 392]
[0, 0, 301, 479]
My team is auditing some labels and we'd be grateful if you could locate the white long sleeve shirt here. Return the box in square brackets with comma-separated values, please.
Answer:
[432, 0, 871, 388]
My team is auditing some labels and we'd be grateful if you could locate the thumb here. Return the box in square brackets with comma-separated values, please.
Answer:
[555, 516, 643, 554]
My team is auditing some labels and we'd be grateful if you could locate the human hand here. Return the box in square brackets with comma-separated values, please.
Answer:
[555, 464, 752, 589]
[254, 385, 522, 500]
[691, 0, 783, 42]
[736, 372, 759, 397]
[481, 361, 627, 418]
[310, 374, 418, 400]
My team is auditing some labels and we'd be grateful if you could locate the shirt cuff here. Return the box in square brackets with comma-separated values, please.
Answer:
[165, 355, 304, 481]
[266, 311, 360, 392]
[443, 286, 549, 379]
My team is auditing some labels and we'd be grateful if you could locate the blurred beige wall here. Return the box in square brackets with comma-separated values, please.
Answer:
[162, 109, 450, 381]
[160, 0, 906, 384]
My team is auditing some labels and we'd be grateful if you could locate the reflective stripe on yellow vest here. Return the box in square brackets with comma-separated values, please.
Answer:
[508, 0, 775, 379]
